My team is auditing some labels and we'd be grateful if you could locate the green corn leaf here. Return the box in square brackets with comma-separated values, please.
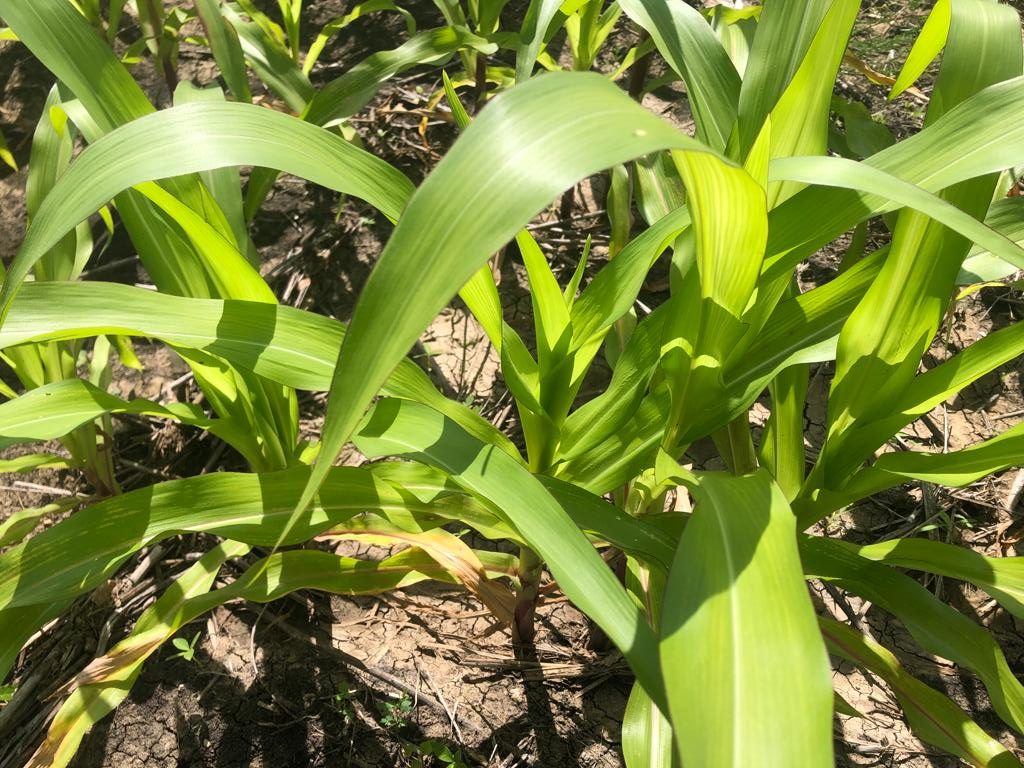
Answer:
[661, 469, 832, 766]
[455, 265, 553, 426]
[633, 152, 687, 226]
[0, 378, 214, 446]
[959, 197, 1024, 283]
[617, 0, 740, 152]
[0, 453, 73, 476]
[563, 247, 888, 493]
[622, 681, 675, 768]
[515, 0, 563, 82]
[302, 71, 744, 551]
[829, 97, 895, 161]
[2, 0, 293, 305]
[557, 390, 668, 493]
[0, 378, 266, 466]
[563, 236, 590, 307]
[441, 69, 472, 130]
[770, 156, 1024, 274]
[790, 261, 1024, 496]
[25, 87, 79, 283]
[734, 0, 832, 159]
[0, 498, 81, 549]
[672, 149, 767, 370]
[607, 163, 632, 258]
[802, 536, 1024, 734]
[821, 618, 1020, 767]
[303, 27, 496, 126]
[134, 181, 272, 303]
[0, 457, 670, 681]
[27, 540, 249, 768]
[353, 396, 666, 709]
[569, 205, 690, 351]
[536, 474, 676, 572]
[0, 127, 15, 171]
[758, 0, 859, 206]
[304, 0, 416, 75]
[833, 690, 863, 719]
[0, 101, 414, 319]
[560, 303, 667, 462]
[812, 0, 1022, 491]
[0, 465, 453, 612]
[222, 2, 313, 111]
[516, 230, 579, 430]
[759, 363, 808, 501]
[853, 538, 1024, 621]
[0, 282, 516, 457]
[815, 421, 1024, 519]
[171, 82, 256, 265]
[764, 75, 1024, 285]
[0, 604, 67, 688]
[517, 229, 572, 378]
[0, 0, 154, 132]
[194, 0, 253, 102]
[889, 0, 951, 99]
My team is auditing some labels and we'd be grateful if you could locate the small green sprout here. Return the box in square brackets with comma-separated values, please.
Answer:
[332, 683, 356, 726]
[170, 630, 202, 662]
[403, 739, 469, 768]
[377, 692, 414, 729]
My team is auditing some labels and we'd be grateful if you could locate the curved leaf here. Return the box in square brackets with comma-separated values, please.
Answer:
[661, 469, 832, 766]
[0, 101, 414, 319]
[353, 396, 666, 709]
[0, 281, 516, 457]
[305, 71, 747, 542]
[304, 27, 496, 125]
[822, 618, 1020, 767]
[617, 0, 740, 151]
[770, 156, 1024, 272]
[802, 536, 1024, 734]
[854, 538, 1024, 621]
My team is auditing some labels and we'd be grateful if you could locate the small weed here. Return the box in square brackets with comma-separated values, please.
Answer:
[403, 738, 469, 768]
[332, 683, 357, 726]
[378, 693, 414, 729]
[170, 631, 201, 663]
[0, 683, 15, 705]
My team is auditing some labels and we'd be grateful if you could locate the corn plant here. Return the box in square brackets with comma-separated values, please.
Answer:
[3, 0, 1024, 766]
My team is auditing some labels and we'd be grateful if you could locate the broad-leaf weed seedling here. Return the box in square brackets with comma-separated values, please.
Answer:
[169, 631, 202, 663]
[403, 738, 470, 768]
[378, 693, 415, 730]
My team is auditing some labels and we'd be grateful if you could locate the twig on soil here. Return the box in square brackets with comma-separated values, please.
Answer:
[413, 656, 464, 743]
[249, 605, 266, 677]
[525, 209, 606, 232]
[267, 615, 474, 730]
[413, 339, 459, 399]
[200, 440, 229, 474]
[117, 457, 178, 480]
[161, 371, 194, 400]
[1006, 469, 1024, 512]
[79, 254, 140, 279]
[995, 408, 1024, 421]
[1, 481, 75, 497]
[96, 545, 168, 653]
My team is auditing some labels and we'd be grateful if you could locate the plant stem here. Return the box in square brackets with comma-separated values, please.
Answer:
[711, 413, 758, 475]
[513, 545, 544, 651]
[627, 31, 653, 101]
[473, 53, 489, 112]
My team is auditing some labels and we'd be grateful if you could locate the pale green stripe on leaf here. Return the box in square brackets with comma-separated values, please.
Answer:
[661, 470, 832, 767]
